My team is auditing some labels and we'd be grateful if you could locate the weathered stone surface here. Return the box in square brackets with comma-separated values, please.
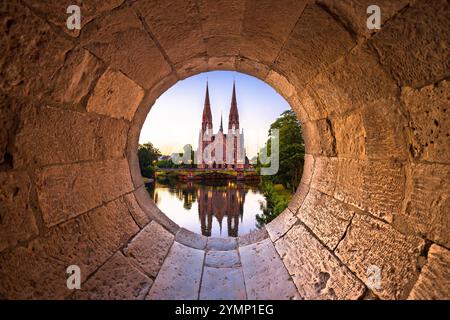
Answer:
[175, 56, 209, 80]
[240, 0, 307, 64]
[0, 94, 21, 166]
[318, 0, 410, 39]
[298, 85, 328, 121]
[36, 159, 134, 227]
[123, 193, 151, 228]
[311, 157, 338, 196]
[275, 223, 366, 299]
[134, 0, 206, 64]
[299, 189, 356, 250]
[266, 70, 296, 100]
[0, 171, 38, 252]
[240, 239, 300, 300]
[287, 182, 309, 214]
[369, 0, 450, 87]
[238, 228, 268, 247]
[208, 56, 236, 71]
[81, 7, 171, 89]
[0, 1, 73, 99]
[50, 48, 104, 105]
[333, 112, 365, 158]
[123, 221, 174, 278]
[266, 208, 297, 242]
[205, 250, 240, 268]
[236, 57, 269, 80]
[0, 198, 139, 299]
[24, 0, 124, 37]
[335, 159, 404, 223]
[175, 228, 207, 250]
[310, 46, 398, 116]
[198, 0, 244, 37]
[147, 242, 204, 300]
[73, 252, 152, 300]
[94, 116, 129, 160]
[394, 163, 450, 248]
[336, 213, 425, 300]
[401, 80, 450, 163]
[287, 93, 309, 124]
[199, 267, 246, 300]
[206, 237, 238, 251]
[303, 120, 336, 156]
[275, 4, 355, 89]
[87, 68, 144, 121]
[408, 244, 450, 300]
[301, 154, 315, 186]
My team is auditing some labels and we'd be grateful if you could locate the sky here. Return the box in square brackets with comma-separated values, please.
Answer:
[139, 71, 290, 158]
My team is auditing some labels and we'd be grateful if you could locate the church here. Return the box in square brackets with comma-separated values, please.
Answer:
[197, 82, 248, 169]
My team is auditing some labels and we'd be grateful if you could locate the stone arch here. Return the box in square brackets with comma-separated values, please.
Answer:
[0, 0, 448, 300]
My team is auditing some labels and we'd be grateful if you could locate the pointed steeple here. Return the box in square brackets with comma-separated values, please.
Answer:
[228, 81, 239, 130]
[201, 82, 213, 131]
[219, 114, 223, 132]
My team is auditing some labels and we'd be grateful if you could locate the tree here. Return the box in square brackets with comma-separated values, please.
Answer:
[138, 142, 161, 178]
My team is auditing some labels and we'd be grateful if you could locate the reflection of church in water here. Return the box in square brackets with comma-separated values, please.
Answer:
[197, 182, 245, 237]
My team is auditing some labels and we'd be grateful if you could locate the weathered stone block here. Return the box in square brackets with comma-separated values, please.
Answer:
[303, 120, 336, 157]
[298, 85, 328, 121]
[36, 159, 134, 227]
[205, 36, 240, 57]
[199, 267, 246, 300]
[240, 0, 307, 64]
[73, 252, 152, 300]
[238, 228, 268, 247]
[335, 159, 404, 223]
[299, 189, 356, 250]
[0, 198, 139, 299]
[146, 242, 204, 300]
[205, 250, 240, 268]
[394, 163, 450, 248]
[175, 56, 209, 80]
[287, 93, 309, 124]
[81, 7, 171, 89]
[287, 182, 309, 214]
[175, 228, 207, 250]
[335, 213, 424, 299]
[134, 0, 206, 64]
[87, 68, 144, 121]
[94, 116, 129, 160]
[240, 239, 300, 300]
[333, 112, 365, 158]
[123, 221, 174, 278]
[206, 237, 237, 251]
[123, 193, 151, 228]
[275, 4, 355, 89]
[266, 70, 296, 100]
[0, 171, 38, 252]
[408, 244, 450, 300]
[0, 94, 21, 165]
[300, 154, 315, 186]
[311, 157, 338, 196]
[401, 80, 450, 163]
[198, 0, 244, 37]
[208, 56, 236, 71]
[236, 57, 269, 80]
[275, 223, 366, 299]
[266, 208, 297, 242]
[369, 0, 450, 88]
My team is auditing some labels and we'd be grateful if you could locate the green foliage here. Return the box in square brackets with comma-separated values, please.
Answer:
[256, 181, 292, 227]
[138, 142, 161, 178]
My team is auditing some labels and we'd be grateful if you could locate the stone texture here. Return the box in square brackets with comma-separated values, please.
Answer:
[87, 68, 144, 121]
[198, 0, 244, 38]
[335, 159, 404, 223]
[14, 105, 129, 168]
[123, 221, 174, 278]
[275, 223, 366, 299]
[81, 7, 171, 89]
[240, 239, 300, 300]
[0, 171, 38, 252]
[0, 198, 139, 299]
[73, 252, 152, 300]
[175, 56, 209, 80]
[310, 46, 398, 116]
[287, 93, 309, 124]
[0, 94, 21, 166]
[336, 213, 425, 300]
[205, 250, 240, 268]
[134, 0, 206, 64]
[147, 242, 204, 300]
[199, 267, 246, 300]
[0, 1, 73, 99]
[298, 85, 328, 121]
[401, 80, 450, 163]
[311, 157, 338, 196]
[36, 159, 134, 227]
[298, 189, 356, 250]
[24, 0, 125, 37]
[275, 4, 355, 89]
[369, 0, 450, 88]
[238, 228, 269, 247]
[208, 56, 236, 71]
[175, 228, 207, 250]
[333, 112, 366, 158]
[287, 182, 309, 214]
[303, 120, 336, 157]
[408, 245, 450, 300]
[300, 154, 315, 185]
[236, 57, 270, 80]
[266, 70, 296, 100]
[240, 0, 307, 64]
[394, 163, 450, 248]
[266, 208, 298, 242]
[123, 193, 151, 228]
[206, 237, 237, 251]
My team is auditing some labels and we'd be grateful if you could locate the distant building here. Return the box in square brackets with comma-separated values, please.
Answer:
[197, 82, 248, 169]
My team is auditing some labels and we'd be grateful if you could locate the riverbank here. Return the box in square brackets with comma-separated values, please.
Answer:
[256, 182, 293, 225]
[156, 169, 260, 182]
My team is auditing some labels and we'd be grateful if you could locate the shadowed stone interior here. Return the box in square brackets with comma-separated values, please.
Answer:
[0, 0, 449, 300]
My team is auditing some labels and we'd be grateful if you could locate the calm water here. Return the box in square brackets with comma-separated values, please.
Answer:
[147, 179, 268, 237]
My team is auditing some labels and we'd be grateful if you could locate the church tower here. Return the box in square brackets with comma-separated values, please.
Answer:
[227, 82, 245, 169]
[197, 82, 213, 168]
[228, 81, 239, 131]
